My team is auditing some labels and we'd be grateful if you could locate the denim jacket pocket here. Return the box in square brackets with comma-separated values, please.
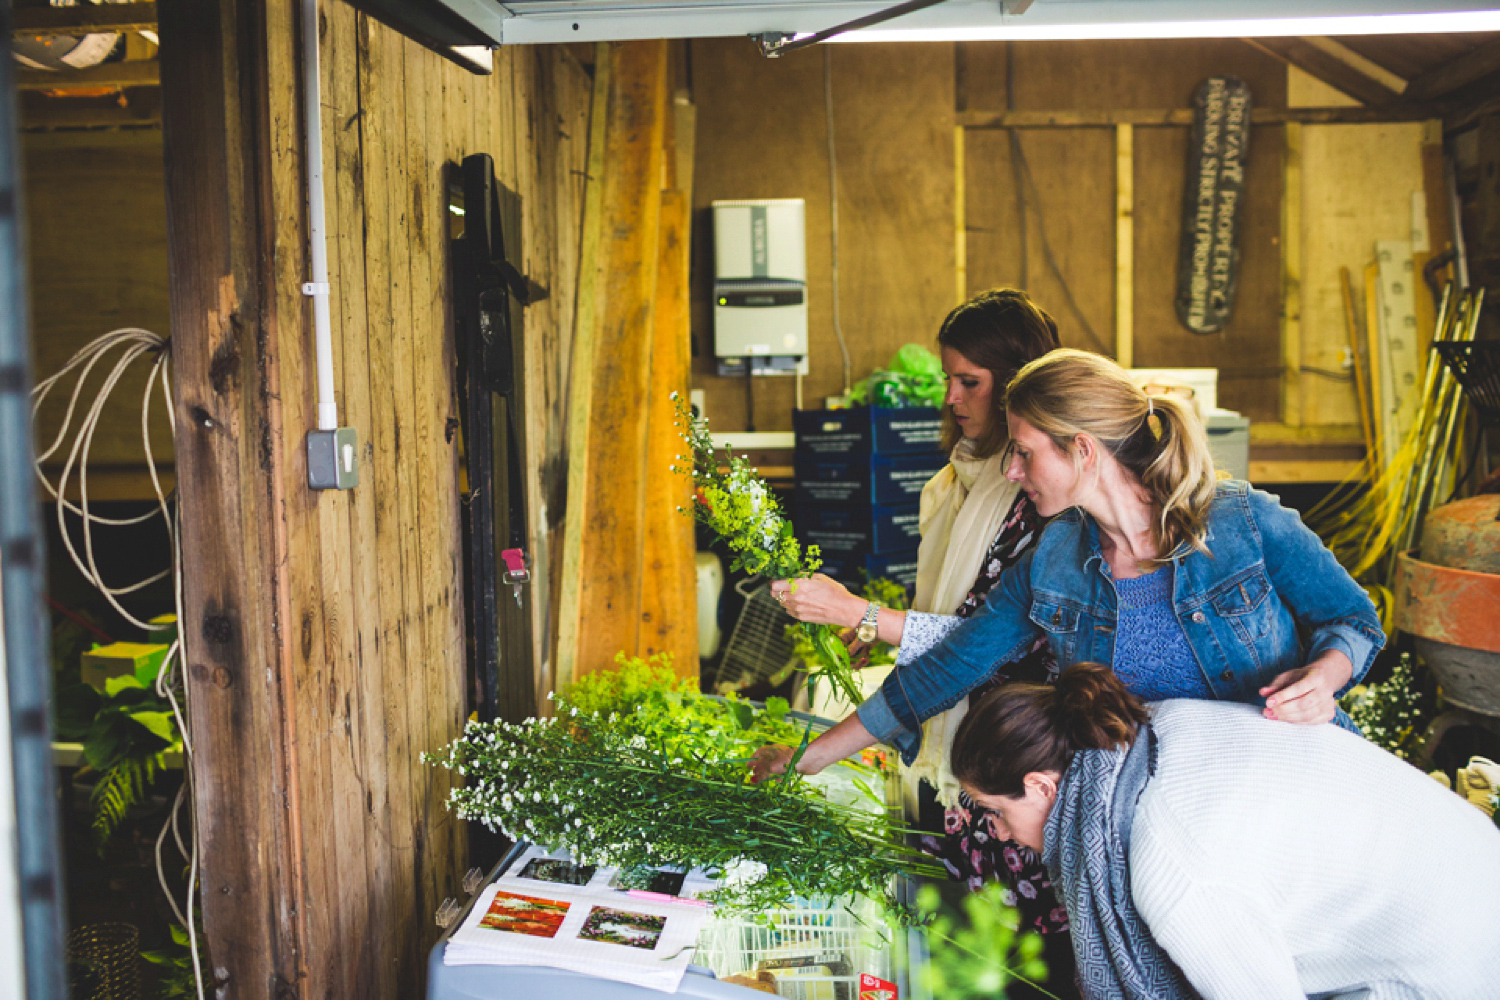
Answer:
[1030, 598, 1080, 664]
[1208, 566, 1276, 642]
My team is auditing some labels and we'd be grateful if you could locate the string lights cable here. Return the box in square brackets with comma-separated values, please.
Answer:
[31, 327, 204, 1000]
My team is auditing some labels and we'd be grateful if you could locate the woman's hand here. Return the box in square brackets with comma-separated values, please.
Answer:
[748, 744, 795, 783]
[844, 636, 874, 669]
[770, 574, 865, 629]
[1260, 650, 1354, 725]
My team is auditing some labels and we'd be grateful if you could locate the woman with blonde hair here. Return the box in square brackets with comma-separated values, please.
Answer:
[948, 662, 1500, 1000]
[762, 345, 1383, 787]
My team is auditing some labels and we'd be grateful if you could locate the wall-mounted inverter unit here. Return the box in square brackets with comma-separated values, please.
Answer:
[713, 198, 807, 377]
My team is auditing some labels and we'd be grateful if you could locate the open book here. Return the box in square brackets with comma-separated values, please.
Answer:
[445, 845, 720, 993]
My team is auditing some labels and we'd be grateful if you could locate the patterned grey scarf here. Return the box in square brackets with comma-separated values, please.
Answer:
[1041, 725, 1200, 1000]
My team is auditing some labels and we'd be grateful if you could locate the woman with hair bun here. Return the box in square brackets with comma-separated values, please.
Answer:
[758, 346, 1383, 799]
[948, 663, 1500, 999]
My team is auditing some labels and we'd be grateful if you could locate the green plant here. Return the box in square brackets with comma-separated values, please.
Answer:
[1339, 653, 1424, 761]
[55, 663, 182, 850]
[142, 923, 198, 998]
[786, 575, 911, 673]
[915, 883, 1052, 999]
[672, 395, 862, 706]
[426, 654, 931, 914]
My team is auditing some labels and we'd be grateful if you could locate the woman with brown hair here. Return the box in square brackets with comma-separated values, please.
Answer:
[947, 662, 1500, 999]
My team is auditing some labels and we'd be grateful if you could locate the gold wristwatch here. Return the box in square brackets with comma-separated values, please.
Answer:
[856, 602, 880, 643]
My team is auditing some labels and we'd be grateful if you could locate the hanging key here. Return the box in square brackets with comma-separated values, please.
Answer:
[500, 547, 530, 607]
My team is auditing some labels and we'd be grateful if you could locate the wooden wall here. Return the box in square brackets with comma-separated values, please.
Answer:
[159, 1, 593, 996]
[688, 38, 1439, 435]
[24, 128, 175, 484]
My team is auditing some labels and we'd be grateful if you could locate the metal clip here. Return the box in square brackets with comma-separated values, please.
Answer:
[501, 547, 529, 607]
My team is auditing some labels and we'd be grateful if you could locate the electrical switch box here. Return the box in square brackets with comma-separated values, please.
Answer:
[308, 427, 359, 490]
[712, 198, 807, 376]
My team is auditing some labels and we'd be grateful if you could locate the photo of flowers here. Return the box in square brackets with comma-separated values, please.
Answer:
[518, 858, 597, 886]
[578, 906, 666, 950]
[610, 864, 686, 896]
[478, 890, 571, 939]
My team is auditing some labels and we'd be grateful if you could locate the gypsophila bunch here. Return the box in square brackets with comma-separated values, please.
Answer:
[423, 680, 938, 913]
[1340, 653, 1424, 761]
[671, 393, 862, 705]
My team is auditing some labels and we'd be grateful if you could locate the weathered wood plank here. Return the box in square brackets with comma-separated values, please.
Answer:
[158, 0, 307, 995]
[328, 7, 401, 996]
[13, 2, 155, 33]
[24, 129, 174, 467]
[640, 188, 697, 671]
[1282, 121, 1303, 426]
[573, 40, 669, 678]
[554, 42, 612, 694]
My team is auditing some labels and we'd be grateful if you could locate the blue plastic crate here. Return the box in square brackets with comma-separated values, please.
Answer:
[817, 548, 920, 594]
[793, 406, 943, 456]
[799, 503, 921, 555]
[794, 451, 948, 507]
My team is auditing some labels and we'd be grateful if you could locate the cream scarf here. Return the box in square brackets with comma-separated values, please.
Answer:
[904, 439, 1021, 808]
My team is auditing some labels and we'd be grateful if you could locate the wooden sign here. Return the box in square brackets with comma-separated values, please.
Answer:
[1176, 76, 1252, 334]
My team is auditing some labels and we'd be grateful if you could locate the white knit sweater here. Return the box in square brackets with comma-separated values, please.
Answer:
[1130, 701, 1500, 1000]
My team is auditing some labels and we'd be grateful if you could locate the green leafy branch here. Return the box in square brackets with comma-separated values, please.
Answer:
[671, 394, 862, 705]
[56, 663, 182, 851]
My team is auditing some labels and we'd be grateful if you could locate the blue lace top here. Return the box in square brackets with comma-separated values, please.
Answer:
[1111, 566, 1212, 701]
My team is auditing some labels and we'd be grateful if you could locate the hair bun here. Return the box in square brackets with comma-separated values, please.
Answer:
[1053, 663, 1149, 751]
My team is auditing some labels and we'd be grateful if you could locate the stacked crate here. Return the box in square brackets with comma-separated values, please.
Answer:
[792, 406, 947, 596]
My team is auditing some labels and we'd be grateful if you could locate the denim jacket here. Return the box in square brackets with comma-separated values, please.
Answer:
[858, 481, 1385, 763]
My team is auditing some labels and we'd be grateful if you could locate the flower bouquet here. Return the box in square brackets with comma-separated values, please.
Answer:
[425, 653, 941, 914]
[672, 395, 863, 706]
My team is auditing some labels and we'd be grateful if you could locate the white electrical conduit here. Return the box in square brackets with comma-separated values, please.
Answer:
[303, 0, 337, 431]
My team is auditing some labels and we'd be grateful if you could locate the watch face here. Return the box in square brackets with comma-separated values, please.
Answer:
[857, 624, 877, 642]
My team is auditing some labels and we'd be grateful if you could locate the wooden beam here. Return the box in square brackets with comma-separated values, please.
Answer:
[1406, 36, 1500, 102]
[157, 0, 305, 996]
[1301, 36, 1408, 95]
[1249, 459, 1362, 483]
[956, 105, 1438, 128]
[12, 2, 156, 34]
[640, 187, 698, 672]
[1242, 37, 1403, 107]
[16, 61, 159, 91]
[954, 125, 966, 304]
[1282, 121, 1303, 427]
[20, 90, 161, 130]
[569, 40, 670, 681]
[1114, 123, 1133, 368]
[555, 43, 612, 695]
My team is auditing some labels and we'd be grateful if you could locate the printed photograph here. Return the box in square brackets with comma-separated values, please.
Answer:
[610, 864, 687, 896]
[518, 857, 597, 886]
[577, 906, 667, 950]
[478, 890, 571, 938]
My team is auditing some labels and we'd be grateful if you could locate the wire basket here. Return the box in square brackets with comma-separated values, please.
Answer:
[1434, 340, 1500, 426]
[712, 578, 797, 693]
[66, 922, 140, 1000]
[696, 897, 891, 1000]
[694, 765, 897, 1000]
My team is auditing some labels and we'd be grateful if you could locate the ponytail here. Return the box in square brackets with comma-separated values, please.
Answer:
[1005, 348, 1219, 561]
[951, 663, 1150, 798]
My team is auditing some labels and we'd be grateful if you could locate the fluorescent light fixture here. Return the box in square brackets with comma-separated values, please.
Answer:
[843, 10, 1500, 42]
